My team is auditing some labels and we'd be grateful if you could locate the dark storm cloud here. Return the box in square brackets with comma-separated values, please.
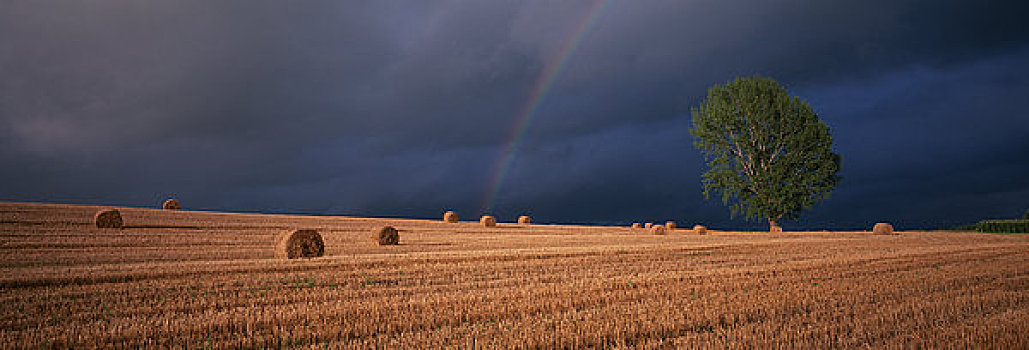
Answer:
[2, 0, 1027, 228]
[796, 49, 1029, 229]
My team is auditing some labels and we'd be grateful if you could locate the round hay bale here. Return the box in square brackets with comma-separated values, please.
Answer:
[374, 226, 399, 245]
[518, 215, 532, 224]
[665, 221, 677, 230]
[873, 222, 894, 235]
[480, 215, 496, 227]
[650, 224, 667, 235]
[644, 222, 653, 229]
[162, 198, 181, 210]
[275, 229, 325, 259]
[770, 224, 783, 233]
[631, 223, 642, 229]
[94, 209, 123, 229]
[443, 210, 459, 223]
[693, 225, 707, 235]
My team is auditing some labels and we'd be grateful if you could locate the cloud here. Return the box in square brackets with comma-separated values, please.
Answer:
[1, 0, 1027, 228]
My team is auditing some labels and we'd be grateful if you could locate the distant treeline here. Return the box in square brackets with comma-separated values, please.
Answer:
[974, 220, 1029, 233]
[953, 210, 1029, 233]
[955, 219, 1029, 233]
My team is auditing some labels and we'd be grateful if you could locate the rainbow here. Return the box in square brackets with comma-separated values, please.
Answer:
[480, 0, 609, 212]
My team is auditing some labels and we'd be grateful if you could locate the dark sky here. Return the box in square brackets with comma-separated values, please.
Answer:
[2, 1, 1028, 230]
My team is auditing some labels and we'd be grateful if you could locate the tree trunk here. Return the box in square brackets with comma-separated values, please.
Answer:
[769, 218, 782, 233]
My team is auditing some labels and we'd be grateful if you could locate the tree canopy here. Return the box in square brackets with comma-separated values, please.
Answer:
[690, 76, 841, 231]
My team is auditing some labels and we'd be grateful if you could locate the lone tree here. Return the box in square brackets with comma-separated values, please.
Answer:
[690, 76, 840, 231]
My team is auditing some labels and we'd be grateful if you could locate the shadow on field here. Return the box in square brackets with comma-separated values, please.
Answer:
[123, 225, 203, 230]
[0, 220, 45, 226]
[408, 242, 454, 246]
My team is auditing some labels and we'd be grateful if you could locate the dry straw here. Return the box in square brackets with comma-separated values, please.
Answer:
[94, 209, 123, 229]
[275, 229, 325, 259]
[644, 222, 653, 229]
[631, 223, 642, 229]
[873, 222, 895, 235]
[518, 215, 532, 224]
[375, 226, 399, 245]
[665, 221, 676, 230]
[443, 211, 459, 223]
[771, 225, 783, 233]
[693, 225, 707, 235]
[650, 224, 667, 235]
[480, 215, 497, 227]
[162, 198, 181, 210]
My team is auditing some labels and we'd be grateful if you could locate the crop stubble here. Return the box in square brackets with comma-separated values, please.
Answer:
[0, 202, 1027, 348]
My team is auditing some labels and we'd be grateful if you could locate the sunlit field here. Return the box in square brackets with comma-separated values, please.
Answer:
[2, 202, 1027, 348]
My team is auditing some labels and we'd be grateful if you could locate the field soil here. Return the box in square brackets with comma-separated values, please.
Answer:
[2, 202, 1027, 348]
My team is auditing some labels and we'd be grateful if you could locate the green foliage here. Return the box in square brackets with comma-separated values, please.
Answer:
[690, 76, 841, 226]
[952, 223, 979, 231]
[976, 220, 1029, 233]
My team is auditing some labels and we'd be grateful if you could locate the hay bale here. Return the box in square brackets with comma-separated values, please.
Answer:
[873, 222, 895, 235]
[518, 215, 532, 224]
[693, 225, 707, 234]
[94, 209, 123, 229]
[770, 224, 783, 233]
[631, 223, 642, 229]
[644, 222, 653, 229]
[480, 215, 496, 227]
[650, 224, 667, 235]
[665, 221, 677, 230]
[443, 210, 459, 223]
[162, 198, 181, 210]
[275, 229, 325, 259]
[374, 226, 399, 245]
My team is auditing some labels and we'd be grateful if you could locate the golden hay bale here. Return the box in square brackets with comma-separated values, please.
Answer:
[873, 222, 895, 235]
[650, 224, 667, 235]
[480, 215, 496, 227]
[162, 198, 181, 210]
[443, 210, 459, 223]
[644, 222, 653, 229]
[770, 224, 783, 233]
[631, 223, 642, 229]
[275, 229, 325, 259]
[518, 215, 532, 224]
[693, 225, 707, 234]
[374, 226, 399, 245]
[94, 209, 123, 229]
[665, 221, 677, 230]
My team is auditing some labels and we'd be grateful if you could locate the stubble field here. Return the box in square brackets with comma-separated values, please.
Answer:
[1, 202, 1027, 348]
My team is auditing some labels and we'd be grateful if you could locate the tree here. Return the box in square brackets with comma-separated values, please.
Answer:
[690, 76, 840, 231]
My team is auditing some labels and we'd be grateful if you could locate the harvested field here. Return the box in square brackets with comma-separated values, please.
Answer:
[1, 202, 1028, 348]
